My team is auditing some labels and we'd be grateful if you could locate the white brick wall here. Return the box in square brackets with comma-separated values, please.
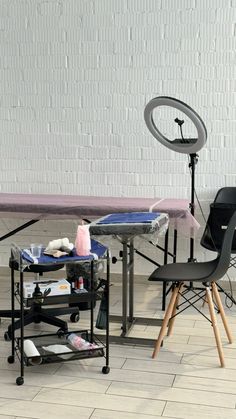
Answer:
[0, 0, 235, 276]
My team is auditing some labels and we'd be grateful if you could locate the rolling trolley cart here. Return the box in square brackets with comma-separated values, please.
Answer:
[6, 239, 110, 385]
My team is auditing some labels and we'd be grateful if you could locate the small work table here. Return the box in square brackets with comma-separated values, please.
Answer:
[90, 212, 169, 346]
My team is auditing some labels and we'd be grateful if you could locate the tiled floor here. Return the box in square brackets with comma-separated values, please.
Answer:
[0, 271, 236, 418]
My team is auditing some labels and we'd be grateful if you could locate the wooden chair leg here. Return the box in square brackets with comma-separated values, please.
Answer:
[167, 283, 183, 336]
[152, 283, 181, 359]
[205, 286, 225, 368]
[211, 282, 233, 344]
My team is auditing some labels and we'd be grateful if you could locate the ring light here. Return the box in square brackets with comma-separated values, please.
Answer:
[144, 96, 207, 154]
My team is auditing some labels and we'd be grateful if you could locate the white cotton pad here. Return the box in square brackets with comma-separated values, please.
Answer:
[42, 344, 73, 360]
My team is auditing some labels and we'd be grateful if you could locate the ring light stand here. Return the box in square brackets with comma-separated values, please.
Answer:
[144, 96, 207, 262]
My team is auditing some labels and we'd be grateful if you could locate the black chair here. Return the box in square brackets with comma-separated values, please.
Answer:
[5, 260, 79, 340]
[148, 210, 236, 367]
[201, 187, 236, 256]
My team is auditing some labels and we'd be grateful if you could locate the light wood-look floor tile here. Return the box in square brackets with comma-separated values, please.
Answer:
[0, 274, 236, 419]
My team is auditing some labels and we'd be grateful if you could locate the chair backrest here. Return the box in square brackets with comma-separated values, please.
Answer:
[209, 210, 236, 281]
[214, 187, 236, 204]
[201, 187, 236, 253]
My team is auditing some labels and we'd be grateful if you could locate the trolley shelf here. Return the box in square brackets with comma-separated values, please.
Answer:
[15, 330, 105, 366]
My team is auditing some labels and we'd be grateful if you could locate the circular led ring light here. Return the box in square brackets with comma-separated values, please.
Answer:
[144, 96, 207, 154]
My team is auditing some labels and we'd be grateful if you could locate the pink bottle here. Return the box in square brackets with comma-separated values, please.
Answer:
[75, 224, 91, 256]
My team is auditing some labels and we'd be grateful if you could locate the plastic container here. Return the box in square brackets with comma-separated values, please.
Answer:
[67, 333, 96, 350]
[75, 225, 91, 256]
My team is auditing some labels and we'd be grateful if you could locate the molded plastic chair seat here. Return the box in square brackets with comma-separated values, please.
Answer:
[148, 210, 236, 367]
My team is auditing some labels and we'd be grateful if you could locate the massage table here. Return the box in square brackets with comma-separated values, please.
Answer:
[0, 193, 199, 344]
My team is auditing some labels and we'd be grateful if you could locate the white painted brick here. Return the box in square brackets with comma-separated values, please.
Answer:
[36, 55, 67, 69]
[36, 81, 67, 95]
[95, 108, 127, 121]
[127, 0, 161, 12]
[0, 42, 19, 56]
[92, 160, 122, 173]
[99, 27, 130, 42]
[64, 108, 95, 121]
[121, 160, 154, 173]
[153, 161, 187, 174]
[196, 0, 230, 7]
[68, 54, 98, 69]
[107, 173, 137, 185]
[10, 107, 35, 121]
[0, 108, 9, 119]
[82, 41, 113, 55]
[20, 120, 49, 134]
[181, 9, 216, 23]
[61, 159, 92, 173]
[19, 94, 50, 108]
[0, 120, 20, 134]
[19, 42, 50, 56]
[82, 14, 114, 28]
[196, 80, 230, 93]
[147, 67, 183, 80]
[46, 146, 78, 159]
[181, 39, 215, 51]
[81, 121, 112, 135]
[162, 80, 197, 93]
[66, 28, 98, 42]
[199, 23, 234, 37]
[131, 26, 163, 41]
[161, 0, 195, 8]
[112, 120, 147, 135]
[49, 42, 81, 55]
[78, 146, 109, 159]
[0, 81, 36, 95]
[67, 81, 99, 95]
[114, 13, 149, 27]
[99, 55, 131, 68]
[216, 7, 236, 22]
[92, 135, 122, 147]
[51, 94, 81, 108]
[200, 51, 235, 66]
[98, 81, 129, 94]
[210, 148, 236, 161]
[37, 1, 63, 16]
[113, 94, 146, 108]
[32, 27, 66, 43]
[82, 94, 112, 108]
[94, 0, 126, 13]
[148, 11, 182, 25]
[122, 185, 155, 197]
[109, 147, 141, 160]
[50, 121, 79, 134]
[140, 173, 171, 186]
[83, 68, 114, 81]
[215, 65, 236, 79]
[146, 39, 180, 53]
[77, 172, 107, 185]
[215, 37, 236, 51]
[164, 24, 200, 39]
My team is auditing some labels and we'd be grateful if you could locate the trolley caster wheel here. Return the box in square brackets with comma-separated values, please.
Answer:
[16, 376, 24, 386]
[102, 366, 110, 374]
[7, 355, 15, 364]
[4, 331, 11, 341]
[70, 312, 80, 323]
[57, 328, 66, 338]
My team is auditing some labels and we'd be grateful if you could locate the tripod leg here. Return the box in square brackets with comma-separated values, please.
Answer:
[212, 282, 233, 344]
